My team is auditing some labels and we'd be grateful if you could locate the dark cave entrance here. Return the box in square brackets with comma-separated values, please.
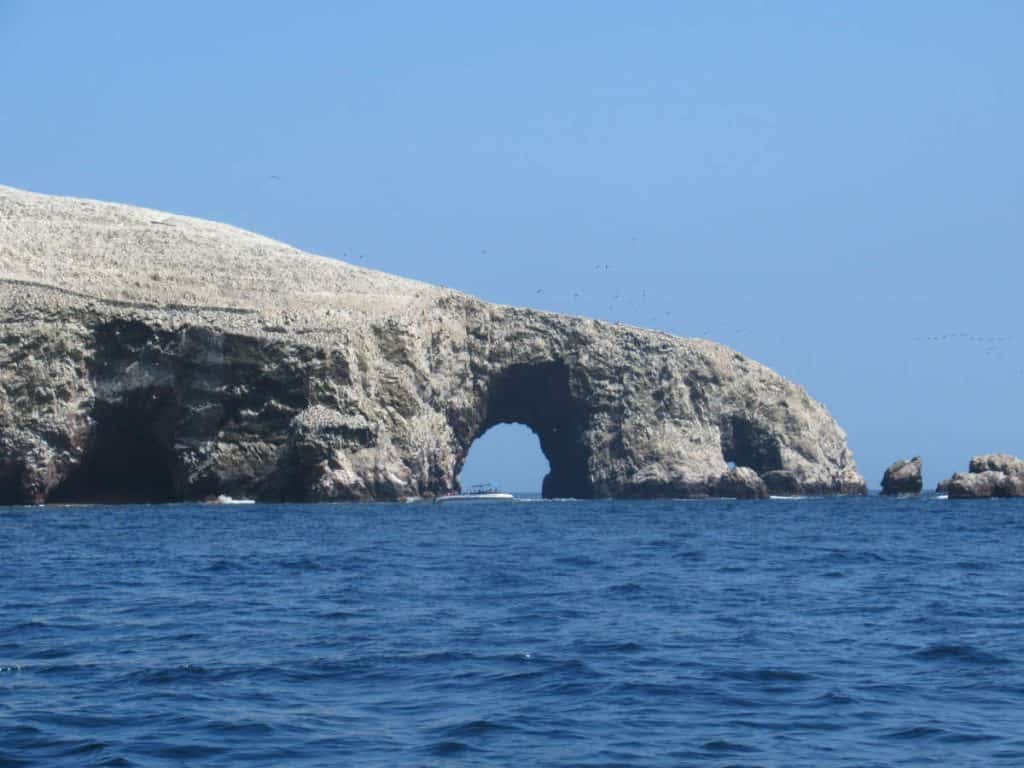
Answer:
[0, 459, 24, 506]
[719, 416, 783, 474]
[462, 362, 591, 499]
[50, 388, 179, 504]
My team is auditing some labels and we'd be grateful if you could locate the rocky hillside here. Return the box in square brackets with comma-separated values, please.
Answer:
[0, 185, 866, 503]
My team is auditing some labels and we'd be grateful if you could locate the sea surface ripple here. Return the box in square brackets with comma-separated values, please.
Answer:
[1, 496, 1023, 767]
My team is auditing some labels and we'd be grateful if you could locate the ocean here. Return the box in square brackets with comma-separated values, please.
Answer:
[1, 496, 1022, 767]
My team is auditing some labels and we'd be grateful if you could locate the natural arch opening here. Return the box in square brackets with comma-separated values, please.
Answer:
[50, 388, 179, 504]
[460, 361, 591, 499]
[459, 423, 550, 495]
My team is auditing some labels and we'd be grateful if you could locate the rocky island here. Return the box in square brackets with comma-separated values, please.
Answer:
[0, 185, 866, 504]
[940, 455, 1024, 498]
[881, 457, 923, 496]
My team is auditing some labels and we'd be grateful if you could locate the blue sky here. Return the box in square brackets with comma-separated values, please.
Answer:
[3, 1, 1022, 491]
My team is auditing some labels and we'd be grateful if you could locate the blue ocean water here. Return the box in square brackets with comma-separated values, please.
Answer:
[1, 496, 1023, 767]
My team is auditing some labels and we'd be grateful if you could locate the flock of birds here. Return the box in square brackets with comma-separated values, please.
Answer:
[912, 332, 1015, 360]
[913, 332, 1011, 344]
[259, 178, 1019, 376]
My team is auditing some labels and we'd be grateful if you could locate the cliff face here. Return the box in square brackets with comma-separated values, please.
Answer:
[0, 186, 866, 504]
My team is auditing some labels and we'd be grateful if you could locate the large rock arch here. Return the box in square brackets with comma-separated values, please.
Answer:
[455, 361, 591, 498]
[0, 185, 866, 503]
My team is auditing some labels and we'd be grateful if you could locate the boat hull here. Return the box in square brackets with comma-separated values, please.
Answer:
[435, 493, 515, 503]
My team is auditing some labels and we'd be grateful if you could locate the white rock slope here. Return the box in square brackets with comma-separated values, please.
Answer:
[0, 185, 866, 503]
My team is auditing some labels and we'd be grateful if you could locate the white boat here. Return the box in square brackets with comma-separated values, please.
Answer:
[213, 495, 256, 505]
[435, 485, 515, 503]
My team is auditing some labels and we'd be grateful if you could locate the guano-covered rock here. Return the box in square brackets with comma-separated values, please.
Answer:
[0, 185, 867, 504]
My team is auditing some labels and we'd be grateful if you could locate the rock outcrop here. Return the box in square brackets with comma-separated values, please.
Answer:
[715, 467, 768, 499]
[881, 457, 923, 495]
[0, 185, 866, 504]
[942, 454, 1024, 498]
[968, 454, 1024, 475]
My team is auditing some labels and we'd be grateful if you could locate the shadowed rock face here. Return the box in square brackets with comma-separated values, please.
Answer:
[0, 186, 866, 504]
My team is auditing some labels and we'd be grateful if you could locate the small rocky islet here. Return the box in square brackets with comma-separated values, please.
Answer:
[0, 185, 867, 504]
[880, 456, 923, 496]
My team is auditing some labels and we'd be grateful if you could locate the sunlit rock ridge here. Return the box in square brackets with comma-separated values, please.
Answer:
[0, 185, 866, 504]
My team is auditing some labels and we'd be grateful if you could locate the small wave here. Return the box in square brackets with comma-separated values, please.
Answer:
[955, 560, 994, 571]
[318, 610, 359, 621]
[940, 731, 999, 743]
[0, 753, 34, 768]
[203, 559, 245, 573]
[26, 712, 118, 730]
[911, 643, 1010, 665]
[125, 663, 210, 685]
[150, 743, 226, 760]
[702, 739, 759, 753]
[1, 619, 51, 634]
[641, 537, 679, 550]
[59, 740, 109, 757]
[816, 549, 887, 564]
[202, 720, 274, 737]
[722, 667, 814, 683]
[275, 556, 325, 572]
[37, 662, 100, 676]
[554, 554, 599, 567]
[617, 680, 688, 697]
[672, 549, 706, 561]
[25, 646, 74, 660]
[492, 669, 546, 683]
[433, 719, 519, 739]
[573, 639, 643, 654]
[168, 631, 205, 642]
[717, 564, 747, 573]
[411, 650, 479, 664]
[883, 725, 945, 740]
[790, 718, 847, 732]
[607, 582, 645, 595]
[422, 740, 480, 756]
[810, 690, 857, 706]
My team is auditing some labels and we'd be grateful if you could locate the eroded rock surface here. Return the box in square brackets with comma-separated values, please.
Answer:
[881, 457, 923, 496]
[943, 454, 1024, 498]
[0, 185, 866, 503]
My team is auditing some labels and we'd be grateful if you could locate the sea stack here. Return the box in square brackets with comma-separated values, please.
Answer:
[941, 454, 1024, 498]
[0, 185, 867, 504]
[880, 457, 923, 496]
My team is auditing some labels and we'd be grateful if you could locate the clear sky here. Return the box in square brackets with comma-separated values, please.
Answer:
[3, 1, 1022, 492]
